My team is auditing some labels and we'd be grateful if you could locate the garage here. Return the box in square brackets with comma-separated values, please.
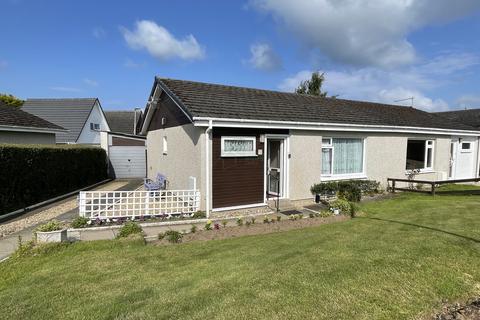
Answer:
[101, 132, 146, 178]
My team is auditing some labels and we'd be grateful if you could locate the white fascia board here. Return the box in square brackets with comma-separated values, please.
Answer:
[192, 117, 480, 137]
[140, 86, 164, 135]
[0, 125, 66, 134]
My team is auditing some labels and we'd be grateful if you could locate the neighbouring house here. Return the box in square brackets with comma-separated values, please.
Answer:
[105, 110, 143, 135]
[434, 109, 480, 130]
[0, 101, 65, 144]
[139, 77, 480, 216]
[22, 98, 110, 144]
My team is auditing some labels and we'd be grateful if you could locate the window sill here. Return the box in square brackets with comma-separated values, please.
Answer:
[221, 154, 258, 158]
[321, 174, 367, 181]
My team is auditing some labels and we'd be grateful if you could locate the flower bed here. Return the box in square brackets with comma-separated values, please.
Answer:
[154, 214, 349, 245]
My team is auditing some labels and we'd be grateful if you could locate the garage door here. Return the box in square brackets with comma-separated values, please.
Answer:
[109, 146, 146, 178]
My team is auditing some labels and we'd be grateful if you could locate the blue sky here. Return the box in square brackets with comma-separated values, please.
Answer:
[1, 0, 480, 112]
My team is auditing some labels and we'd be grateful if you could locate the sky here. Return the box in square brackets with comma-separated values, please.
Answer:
[1, 0, 480, 112]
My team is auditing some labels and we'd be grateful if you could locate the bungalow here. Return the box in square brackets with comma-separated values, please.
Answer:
[0, 101, 65, 144]
[22, 98, 110, 144]
[434, 108, 480, 130]
[140, 77, 480, 216]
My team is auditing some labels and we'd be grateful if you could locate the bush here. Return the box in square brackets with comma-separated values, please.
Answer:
[117, 222, 143, 238]
[329, 199, 351, 215]
[310, 180, 380, 202]
[190, 225, 197, 233]
[276, 215, 282, 222]
[204, 220, 212, 230]
[349, 202, 360, 218]
[70, 216, 89, 229]
[192, 211, 206, 219]
[221, 220, 228, 228]
[0, 145, 108, 214]
[164, 230, 183, 243]
[236, 218, 243, 226]
[36, 220, 63, 232]
[319, 210, 332, 218]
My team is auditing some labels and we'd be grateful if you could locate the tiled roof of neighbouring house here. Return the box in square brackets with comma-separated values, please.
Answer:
[105, 110, 142, 135]
[156, 77, 477, 131]
[0, 101, 64, 131]
[434, 109, 480, 130]
[22, 98, 98, 143]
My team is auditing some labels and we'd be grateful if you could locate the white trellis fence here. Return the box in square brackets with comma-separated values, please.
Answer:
[78, 189, 200, 220]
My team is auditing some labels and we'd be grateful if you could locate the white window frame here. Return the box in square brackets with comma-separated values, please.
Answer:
[321, 137, 366, 180]
[221, 136, 256, 157]
[90, 123, 100, 131]
[162, 136, 168, 155]
[405, 139, 435, 173]
[460, 141, 473, 153]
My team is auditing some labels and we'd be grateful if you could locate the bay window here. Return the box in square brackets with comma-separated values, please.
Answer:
[406, 139, 434, 170]
[321, 137, 364, 176]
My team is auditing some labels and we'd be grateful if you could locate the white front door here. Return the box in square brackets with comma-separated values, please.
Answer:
[452, 137, 477, 179]
[267, 139, 284, 197]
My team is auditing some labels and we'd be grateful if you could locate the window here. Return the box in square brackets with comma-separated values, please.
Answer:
[162, 136, 168, 155]
[406, 139, 434, 170]
[221, 136, 256, 157]
[321, 138, 364, 176]
[90, 123, 100, 131]
[461, 142, 472, 152]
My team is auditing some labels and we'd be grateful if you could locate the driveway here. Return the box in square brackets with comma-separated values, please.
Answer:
[0, 179, 142, 261]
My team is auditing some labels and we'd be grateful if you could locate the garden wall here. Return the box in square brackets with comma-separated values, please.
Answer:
[0, 144, 108, 214]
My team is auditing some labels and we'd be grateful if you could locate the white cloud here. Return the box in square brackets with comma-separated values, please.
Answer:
[279, 51, 480, 112]
[50, 86, 82, 93]
[456, 94, 480, 108]
[83, 78, 98, 87]
[251, 0, 480, 68]
[247, 43, 282, 71]
[279, 68, 452, 111]
[121, 20, 205, 61]
[92, 27, 106, 39]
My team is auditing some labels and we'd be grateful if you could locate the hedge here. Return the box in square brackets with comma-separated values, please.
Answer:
[0, 144, 108, 214]
[310, 180, 381, 202]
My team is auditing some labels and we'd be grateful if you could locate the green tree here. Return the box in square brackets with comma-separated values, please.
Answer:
[0, 94, 24, 107]
[295, 71, 328, 97]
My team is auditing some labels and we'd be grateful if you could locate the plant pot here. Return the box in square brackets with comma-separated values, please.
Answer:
[333, 209, 340, 215]
[315, 194, 321, 203]
[36, 229, 67, 243]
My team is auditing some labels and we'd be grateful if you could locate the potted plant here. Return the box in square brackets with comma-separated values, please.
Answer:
[35, 220, 67, 243]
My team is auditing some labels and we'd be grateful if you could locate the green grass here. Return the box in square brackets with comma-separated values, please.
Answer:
[1, 189, 480, 319]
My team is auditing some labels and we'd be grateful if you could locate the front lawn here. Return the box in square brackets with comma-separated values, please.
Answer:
[1, 189, 479, 319]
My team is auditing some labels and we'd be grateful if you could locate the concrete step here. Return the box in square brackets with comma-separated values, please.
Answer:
[267, 198, 295, 211]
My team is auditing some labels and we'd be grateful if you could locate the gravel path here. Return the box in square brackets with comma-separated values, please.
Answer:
[0, 181, 130, 237]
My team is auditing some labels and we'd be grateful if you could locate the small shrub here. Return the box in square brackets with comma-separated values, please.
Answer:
[221, 220, 228, 228]
[36, 220, 63, 232]
[70, 216, 89, 229]
[117, 222, 143, 238]
[204, 220, 212, 230]
[245, 221, 252, 227]
[276, 215, 282, 222]
[319, 210, 332, 218]
[263, 216, 270, 224]
[329, 199, 351, 215]
[14, 235, 35, 258]
[309, 213, 315, 218]
[190, 225, 197, 233]
[236, 218, 243, 226]
[270, 218, 276, 223]
[250, 217, 256, 224]
[349, 202, 360, 218]
[416, 183, 424, 190]
[158, 232, 165, 240]
[192, 211, 206, 219]
[214, 223, 220, 230]
[165, 230, 183, 243]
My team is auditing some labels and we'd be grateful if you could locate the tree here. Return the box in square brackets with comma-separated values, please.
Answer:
[0, 94, 24, 107]
[295, 71, 328, 97]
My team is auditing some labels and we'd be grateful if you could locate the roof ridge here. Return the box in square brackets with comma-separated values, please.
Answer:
[156, 76, 418, 111]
